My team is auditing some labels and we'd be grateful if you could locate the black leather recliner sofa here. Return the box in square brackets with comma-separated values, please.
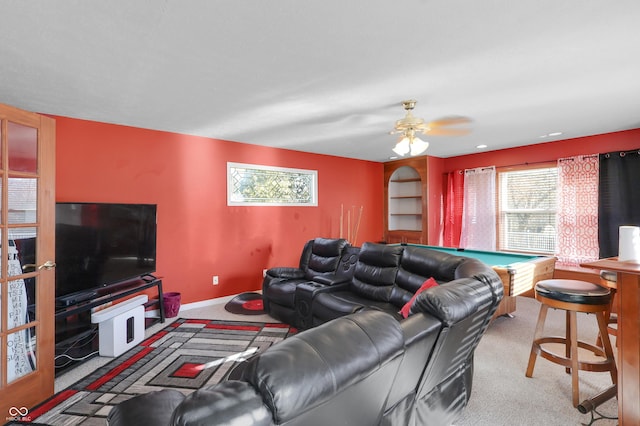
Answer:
[261, 237, 350, 326]
[107, 265, 503, 426]
[263, 239, 495, 330]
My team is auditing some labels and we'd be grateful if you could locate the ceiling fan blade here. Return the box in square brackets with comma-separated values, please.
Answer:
[424, 127, 471, 136]
[427, 116, 472, 127]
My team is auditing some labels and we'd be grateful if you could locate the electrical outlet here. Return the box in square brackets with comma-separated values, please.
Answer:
[213, 275, 219, 285]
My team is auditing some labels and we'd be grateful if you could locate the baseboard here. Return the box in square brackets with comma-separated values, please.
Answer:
[182, 294, 237, 311]
[145, 291, 262, 317]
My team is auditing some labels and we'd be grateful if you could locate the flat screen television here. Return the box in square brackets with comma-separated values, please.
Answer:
[55, 203, 157, 303]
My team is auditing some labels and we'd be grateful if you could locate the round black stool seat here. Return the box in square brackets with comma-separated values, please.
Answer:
[526, 279, 617, 407]
[535, 279, 610, 305]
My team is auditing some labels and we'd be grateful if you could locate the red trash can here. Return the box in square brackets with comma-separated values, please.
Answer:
[163, 292, 181, 318]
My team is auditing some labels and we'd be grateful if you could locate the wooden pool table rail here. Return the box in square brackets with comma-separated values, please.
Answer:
[491, 256, 556, 318]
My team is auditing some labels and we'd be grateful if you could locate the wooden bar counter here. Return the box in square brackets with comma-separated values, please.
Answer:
[581, 258, 640, 425]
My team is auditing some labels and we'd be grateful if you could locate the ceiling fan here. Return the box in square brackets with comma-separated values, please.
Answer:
[390, 99, 471, 156]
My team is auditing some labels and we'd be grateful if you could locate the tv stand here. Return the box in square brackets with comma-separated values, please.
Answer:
[55, 276, 165, 375]
[55, 290, 99, 308]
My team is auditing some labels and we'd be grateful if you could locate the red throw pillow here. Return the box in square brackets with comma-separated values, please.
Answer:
[399, 277, 438, 319]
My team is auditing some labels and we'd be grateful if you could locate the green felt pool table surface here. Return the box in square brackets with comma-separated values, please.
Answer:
[411, 245, 544, 267]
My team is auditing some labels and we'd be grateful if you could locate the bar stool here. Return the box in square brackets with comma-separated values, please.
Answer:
[525, 279, 617, 407]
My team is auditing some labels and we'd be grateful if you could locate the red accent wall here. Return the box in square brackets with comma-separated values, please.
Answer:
[55, 114, 640, 303]
[54, 116, 384, 304]
[442, 129, 640, 171]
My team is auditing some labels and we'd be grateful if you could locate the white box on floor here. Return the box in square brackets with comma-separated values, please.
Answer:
[91, 295, 147, 357]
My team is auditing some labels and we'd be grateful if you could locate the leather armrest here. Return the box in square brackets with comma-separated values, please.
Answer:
[171, 381, 271, 426]
[313, 274, 350, 286]
[310, 281, 350, 293]
[266, 267, 305, 279]
[400, 312, 442, 346]
[107, 389, 185, 426]
[385, 313, 442, 410]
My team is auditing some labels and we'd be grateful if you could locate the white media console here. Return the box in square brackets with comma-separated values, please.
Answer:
[91, 295, 148, 357]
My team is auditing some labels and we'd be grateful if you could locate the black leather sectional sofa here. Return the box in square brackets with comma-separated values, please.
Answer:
[107, 238, 503, 426]
[263, 238, 498, 329]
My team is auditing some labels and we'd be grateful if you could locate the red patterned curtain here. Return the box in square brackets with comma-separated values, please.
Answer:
[443, 170, 464, 247]
[556, 155, 599, 266]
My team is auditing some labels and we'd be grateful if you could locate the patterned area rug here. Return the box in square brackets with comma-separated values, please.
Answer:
[23, 318, 296, 426]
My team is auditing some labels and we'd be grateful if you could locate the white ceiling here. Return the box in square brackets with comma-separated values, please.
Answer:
[2, 1, 640, 162]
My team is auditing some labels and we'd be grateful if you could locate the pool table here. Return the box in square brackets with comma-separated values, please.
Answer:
[402, 244, 557, 318]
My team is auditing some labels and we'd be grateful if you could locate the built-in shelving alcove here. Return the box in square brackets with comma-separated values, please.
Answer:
[383, 157, 428, 244]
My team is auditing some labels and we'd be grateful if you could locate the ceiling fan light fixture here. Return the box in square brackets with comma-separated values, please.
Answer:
[410, 137, 429, 156]
[393, 136, 411, 156]
[392, 135, 429, 157]
[389, 99, 471, 157]
[390, 99, 431, 156]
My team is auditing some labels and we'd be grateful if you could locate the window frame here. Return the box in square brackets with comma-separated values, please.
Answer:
[227, 162, 318, 207]
[496, 162, 557, 255]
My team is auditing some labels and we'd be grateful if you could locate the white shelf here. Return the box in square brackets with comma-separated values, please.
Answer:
[388, 166, 422, 231]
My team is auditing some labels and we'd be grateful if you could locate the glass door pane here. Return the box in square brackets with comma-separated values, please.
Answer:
[4, 123, 39, 385]
[8, 122, 38, 173]
[0, 103, 55, 415]
[7, 326, 37, 383]
[8, 178, 38, 224]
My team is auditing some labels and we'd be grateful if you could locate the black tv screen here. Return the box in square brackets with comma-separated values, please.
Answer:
[55, 203, 157, 299]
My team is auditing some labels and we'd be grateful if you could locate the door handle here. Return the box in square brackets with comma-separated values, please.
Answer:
[38, 260, 56, 270]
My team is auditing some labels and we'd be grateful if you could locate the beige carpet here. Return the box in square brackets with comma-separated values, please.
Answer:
[455, 296, 618, 426]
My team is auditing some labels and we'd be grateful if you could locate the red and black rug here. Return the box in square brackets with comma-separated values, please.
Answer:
[21, 318, 296, 425]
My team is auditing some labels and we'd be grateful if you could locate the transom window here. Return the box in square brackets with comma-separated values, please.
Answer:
[498, 166, 557, 254]
[227, 162, 318, 206]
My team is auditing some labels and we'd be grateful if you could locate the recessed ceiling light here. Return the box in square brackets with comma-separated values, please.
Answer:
[476, 144, 487, 149]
